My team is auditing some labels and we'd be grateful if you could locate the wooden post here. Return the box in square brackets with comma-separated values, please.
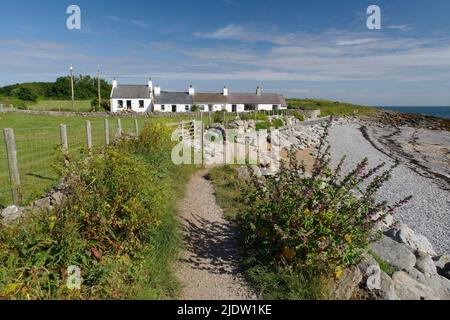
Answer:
[117, 118, 122, 137]
[85, 121, 92, 150]
[134, 118, 139, 137]
[104, 119, 110, 146]
[3, 128, 21, 204]
[209, 112, 212, 125]
[201, 121, 205, 167]
[60, 124, 68, 151]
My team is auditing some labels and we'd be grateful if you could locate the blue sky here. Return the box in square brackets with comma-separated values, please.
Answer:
[0, 0, 449, 105]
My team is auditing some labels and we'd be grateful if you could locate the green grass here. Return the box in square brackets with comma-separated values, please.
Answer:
[287, 98, 379, 117]
[28, 100, 92, 112]
[369, 250, 395, 276]
[208, 165, 247, 220]
[0, 113, 199, 207]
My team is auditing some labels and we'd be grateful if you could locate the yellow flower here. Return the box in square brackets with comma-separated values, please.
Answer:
[303, 209, 311, 217]
[344, 234, 352, 244]
[335, 266, 344, 279]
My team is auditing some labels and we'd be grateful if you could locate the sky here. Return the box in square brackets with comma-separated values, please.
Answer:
[0, 0, 449, 106]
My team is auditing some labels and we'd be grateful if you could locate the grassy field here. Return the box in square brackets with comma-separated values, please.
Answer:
[287, 98, 379, 117]
[28, 100, 92, 112]
[0, 112, 200, 207]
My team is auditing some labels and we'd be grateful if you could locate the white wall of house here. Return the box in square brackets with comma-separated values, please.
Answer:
[198, 104, 227, 112]
[225, 104, 245, 113]
[257, 104, 282, 111]
[111, 98, 152, 113]
[154, 104, 192, 113]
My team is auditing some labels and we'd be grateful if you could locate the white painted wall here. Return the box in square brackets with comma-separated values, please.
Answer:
[111, 98, 152, 113]
[257, 104, 282, 111]
[154, 104, 192, 113]
[198, 104, 227, 112]
[225, 104, 245, 112]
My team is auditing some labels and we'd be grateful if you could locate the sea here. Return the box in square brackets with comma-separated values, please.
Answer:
[378, 106, 450, 119]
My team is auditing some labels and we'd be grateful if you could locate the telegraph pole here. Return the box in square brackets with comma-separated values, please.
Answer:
[70, 65, 75, 112]
[97, 68, 101, 112]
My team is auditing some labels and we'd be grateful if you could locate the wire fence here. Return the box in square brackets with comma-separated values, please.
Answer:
[0, 117, 152, 207]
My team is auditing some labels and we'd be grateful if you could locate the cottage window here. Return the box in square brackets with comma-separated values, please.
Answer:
[161, 105, 165, 111]
[185, 105, 190, 111]
[118, 100, 123, 108]
[139, 100, 145, 108]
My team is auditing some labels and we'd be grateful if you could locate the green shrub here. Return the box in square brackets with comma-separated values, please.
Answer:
[293, 112, 305, 122]
[271, 119, 284, 129]
[255, 122, 268, 131]
[191, 105, 200, 112]
[238, 119, 411, 280]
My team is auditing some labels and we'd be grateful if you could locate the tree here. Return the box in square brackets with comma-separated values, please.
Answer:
[11, 87, 38, 102]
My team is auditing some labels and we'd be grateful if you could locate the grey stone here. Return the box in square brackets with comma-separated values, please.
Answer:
[392, 271, 440, 300]
[329, 266, 363, 300]
[50, 192, 65, 206]
[389, 224, 437, 257]
[423, 275, 450, 299]
[415, 252, 438, 276]
[1, 205, 23, 224]
[376, 271, 398, 300]
[33, 197, 52, 211]
[370, 235, 416, 272]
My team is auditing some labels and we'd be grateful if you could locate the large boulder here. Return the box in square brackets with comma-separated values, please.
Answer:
[370, 235, 416, 272]
[415, 252, 438, 276]
[1, 205, 23, 224]
[387, 224, 437, 256]
[329, 266, 363, 300]
[392, 271, 440, 300]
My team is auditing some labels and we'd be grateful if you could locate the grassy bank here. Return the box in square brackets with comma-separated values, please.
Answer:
[0, 113, 198, 207]
[287, 98, 379, 117]
[0, 122, 195, 299]
[28, 100, 92, 112]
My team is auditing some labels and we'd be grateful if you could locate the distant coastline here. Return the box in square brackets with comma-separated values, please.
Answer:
[377, 106, 450, 119]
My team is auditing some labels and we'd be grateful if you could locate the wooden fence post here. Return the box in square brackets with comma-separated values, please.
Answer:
[85, 121, 92, 150]
[3, 128, 21, 205]
[117, 118, 122, 137]
[104, 119, 110, 146]
[0, 104, 4, 113]
[134, 118, 139, 137]
[60, 124, 68, 151]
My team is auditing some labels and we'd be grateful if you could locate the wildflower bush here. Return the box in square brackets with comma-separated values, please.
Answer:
[238, 120, 411, 274]
[0, 123, 193, 299]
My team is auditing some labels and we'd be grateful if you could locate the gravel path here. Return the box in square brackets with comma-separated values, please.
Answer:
[328, 123, 450, 255]
[176, 170, 257, 300]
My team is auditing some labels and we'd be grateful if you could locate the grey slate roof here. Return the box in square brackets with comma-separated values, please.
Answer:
[111, 85, 150, 99]
[194, 93, 227, 104]
[228, 93, 287, 106]
[154, 92, 193, 105]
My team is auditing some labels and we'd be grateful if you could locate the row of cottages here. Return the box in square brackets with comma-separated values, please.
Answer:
[110, 79, 288, 113]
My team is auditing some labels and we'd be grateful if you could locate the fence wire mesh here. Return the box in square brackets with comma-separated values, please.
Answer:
[0, 117, 151, 207]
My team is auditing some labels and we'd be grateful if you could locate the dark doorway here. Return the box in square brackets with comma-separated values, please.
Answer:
[232, 104, 237, 112]
[172, 105, 177, 113]
[127, 100, 132, 111]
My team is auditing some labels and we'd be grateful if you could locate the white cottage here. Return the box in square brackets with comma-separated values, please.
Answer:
[110, 79, 153, 113]
[109, 79, 288, 113]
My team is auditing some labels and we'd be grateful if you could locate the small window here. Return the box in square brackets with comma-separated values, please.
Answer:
[139, 100, 145, 108]
[161, 105, 165, 111]
[185, 105, 190, 111]
[118, 100, 123, 108]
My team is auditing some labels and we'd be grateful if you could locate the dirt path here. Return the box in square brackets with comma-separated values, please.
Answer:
[176, 169, 257, 300]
